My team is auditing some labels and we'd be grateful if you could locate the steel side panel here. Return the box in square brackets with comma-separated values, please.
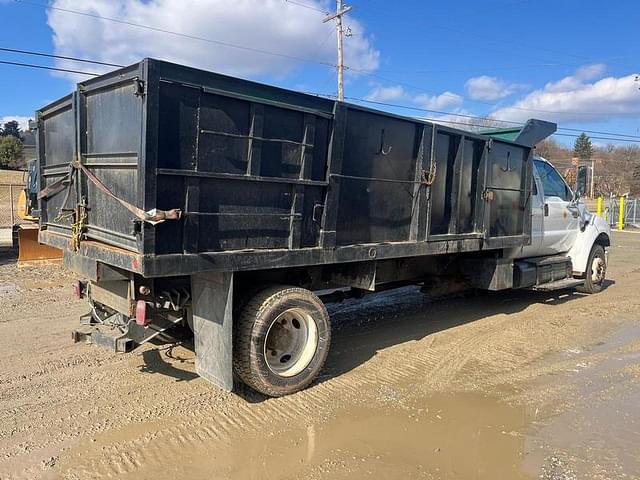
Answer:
[35, 59, 541, 278]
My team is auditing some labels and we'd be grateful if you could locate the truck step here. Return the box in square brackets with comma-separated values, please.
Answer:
[521, 254, 571, 266]
[530, 278, 584, 292]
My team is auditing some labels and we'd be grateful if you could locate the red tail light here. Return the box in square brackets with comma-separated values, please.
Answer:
[135, 300, 150, 326]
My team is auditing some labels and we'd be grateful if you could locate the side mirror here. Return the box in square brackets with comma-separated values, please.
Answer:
[573, 189, 581, 203]
[575, 165, 588, 199]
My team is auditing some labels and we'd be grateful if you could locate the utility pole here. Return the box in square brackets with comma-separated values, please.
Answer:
[323, 1, 352, 102]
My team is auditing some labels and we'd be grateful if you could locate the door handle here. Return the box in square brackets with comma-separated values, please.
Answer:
[544, 204, 549, 216]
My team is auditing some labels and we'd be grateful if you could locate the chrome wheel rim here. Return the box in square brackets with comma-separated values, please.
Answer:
[591, 255, 606, 284]
[264, 308, 318, 377]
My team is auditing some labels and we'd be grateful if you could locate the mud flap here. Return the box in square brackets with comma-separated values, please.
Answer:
[191, 272, 234, 391]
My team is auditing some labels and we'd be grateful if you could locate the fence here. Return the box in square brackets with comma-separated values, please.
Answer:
[607, 196, 640, 228]
[0, 184, 24, 228]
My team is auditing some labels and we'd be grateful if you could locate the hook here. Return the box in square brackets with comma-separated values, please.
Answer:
[379, 129, 392, 156]
[500, 151, 512, 172]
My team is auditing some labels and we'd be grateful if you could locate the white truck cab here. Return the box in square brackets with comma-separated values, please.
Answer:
[509, 156, 611, 293]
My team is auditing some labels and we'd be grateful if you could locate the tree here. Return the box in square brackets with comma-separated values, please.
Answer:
[573, 132, 593, 161]
[0, 135, 24, 169]
[0, 120, 22, 139]
[631, 162, 640, 196]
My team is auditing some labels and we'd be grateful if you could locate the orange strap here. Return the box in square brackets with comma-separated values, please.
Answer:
[38, 162, 181, 225]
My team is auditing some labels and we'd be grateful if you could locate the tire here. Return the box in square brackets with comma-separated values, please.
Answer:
[577, 244, 606, 294]
[233, 285, 331, 397]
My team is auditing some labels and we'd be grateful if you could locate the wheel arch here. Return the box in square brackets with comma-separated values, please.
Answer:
[595, 232, 610, 247]
[568, 225, 610, 276]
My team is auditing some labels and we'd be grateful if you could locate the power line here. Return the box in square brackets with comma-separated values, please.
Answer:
[3, 52, 639, 143]
[374, 62, 577, 76]
[16, 0, 635, 119]
[283, 0, 329, 14]
[0, 47, 124, 68]
[555, 126, 640, 140]
[552, 132, 640, 144]
[306, 91, 640, 141]
[0, 59, 99, 76]
[348, 0, 635, 72]
[16, 0, 338, 69]
[359, 71, 640, 117]
[342, 95, 522, 125]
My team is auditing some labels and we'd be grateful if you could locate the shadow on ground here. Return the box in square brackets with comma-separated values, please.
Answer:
[207, 283, 611, 403]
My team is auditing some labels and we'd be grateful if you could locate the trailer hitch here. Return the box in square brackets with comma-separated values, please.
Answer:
[73, 311, 183, 353]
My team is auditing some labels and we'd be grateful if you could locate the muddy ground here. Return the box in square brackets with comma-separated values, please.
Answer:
[1, 232, 639, 480]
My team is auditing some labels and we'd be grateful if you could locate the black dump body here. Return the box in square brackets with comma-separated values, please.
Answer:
[37, 58, 551, 278]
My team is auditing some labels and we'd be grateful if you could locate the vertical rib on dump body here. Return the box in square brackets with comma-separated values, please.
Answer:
[37, 58, 546, 277]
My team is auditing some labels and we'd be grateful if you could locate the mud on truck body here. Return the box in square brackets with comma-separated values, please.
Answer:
[35, 59, 610, 397]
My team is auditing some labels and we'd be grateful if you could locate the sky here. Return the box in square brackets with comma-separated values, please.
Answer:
[0, 0, 639, 147]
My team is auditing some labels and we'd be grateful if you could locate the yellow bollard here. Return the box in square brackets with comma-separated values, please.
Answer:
[596, 197, 602, 217]
[618, 196, 625, 231]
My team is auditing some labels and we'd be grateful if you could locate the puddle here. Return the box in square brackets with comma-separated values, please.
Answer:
[69, 392, 529, 479]
[526, 321, 640, 478]
[203, 394, 529, 480]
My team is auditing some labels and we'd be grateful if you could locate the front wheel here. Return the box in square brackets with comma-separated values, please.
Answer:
[233, 286, 331, 397]
[577, 244, 606, 294]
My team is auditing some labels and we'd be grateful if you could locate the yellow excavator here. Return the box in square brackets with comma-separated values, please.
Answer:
[13, 159, 62, 262]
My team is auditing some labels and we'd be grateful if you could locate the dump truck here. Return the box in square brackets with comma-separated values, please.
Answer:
[35, 59, 611, 397]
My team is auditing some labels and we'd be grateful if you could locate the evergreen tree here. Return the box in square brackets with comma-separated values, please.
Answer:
[0, 120, 22, 139]
[573, 132, 593, 161]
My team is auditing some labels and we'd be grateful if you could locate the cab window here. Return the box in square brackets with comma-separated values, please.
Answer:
[534, 160, 572, 201]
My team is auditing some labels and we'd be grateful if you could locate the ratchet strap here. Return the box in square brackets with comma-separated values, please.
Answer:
[38, 161, 181, 225]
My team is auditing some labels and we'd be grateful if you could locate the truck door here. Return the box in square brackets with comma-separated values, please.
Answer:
[534, 159, 579, 255]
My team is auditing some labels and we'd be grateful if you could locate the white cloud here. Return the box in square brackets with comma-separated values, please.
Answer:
[414, 91, 463, 111]
[365, 85, 407, 101]
[543, 64, 606, 93]
[491, 65, 640, 123]
[0, 116, 31, 131]
[465, 75, 528, 101]
[46, 0, 379, 81]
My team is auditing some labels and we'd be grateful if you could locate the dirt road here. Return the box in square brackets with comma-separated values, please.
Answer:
[1, 232, 639, 479]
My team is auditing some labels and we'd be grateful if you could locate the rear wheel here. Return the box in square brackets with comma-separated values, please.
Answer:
[233, 286, 331, 397]
[577, 244, 606, 294]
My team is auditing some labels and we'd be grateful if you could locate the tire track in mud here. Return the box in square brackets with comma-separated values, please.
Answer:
[5, 233, 640, 479]
[57, 307, 513, 478]
[19, 286, 635, 479]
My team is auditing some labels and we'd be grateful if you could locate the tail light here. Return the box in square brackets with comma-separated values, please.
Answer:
[135, 300, 150, 326]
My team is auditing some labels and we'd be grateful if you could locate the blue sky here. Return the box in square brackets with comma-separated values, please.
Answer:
[1, 0, 639, 146]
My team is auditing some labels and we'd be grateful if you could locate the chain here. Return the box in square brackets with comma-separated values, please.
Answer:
[70, 204, 87, 252]
[54, 196, 87, 252]
[419, 127, 437, 186]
